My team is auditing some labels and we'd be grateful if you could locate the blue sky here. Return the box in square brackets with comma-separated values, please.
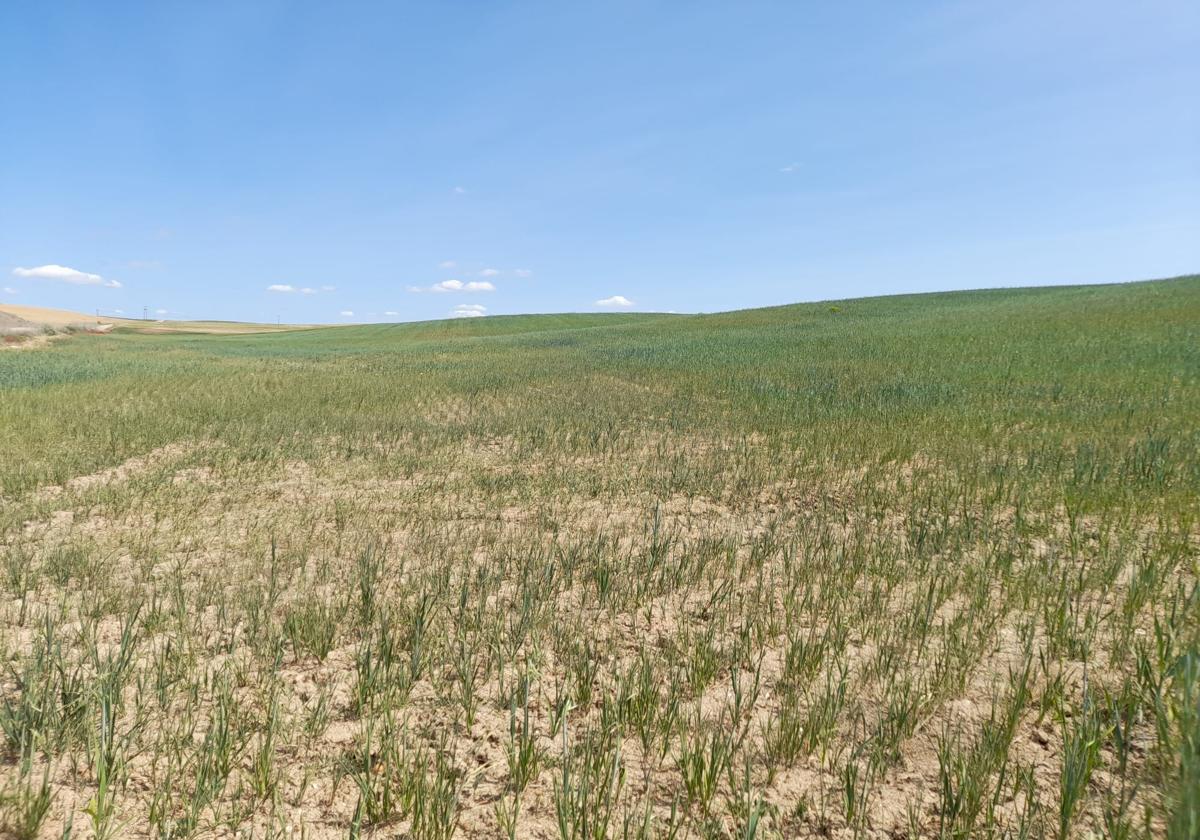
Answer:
[1, 2, 1197, 323]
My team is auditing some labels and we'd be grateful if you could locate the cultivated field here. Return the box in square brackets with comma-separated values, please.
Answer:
[0, 277, 1197, 838]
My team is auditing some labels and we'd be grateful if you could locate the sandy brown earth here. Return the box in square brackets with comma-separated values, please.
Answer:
[0, 430, 1180, 839]
[0, 310, 33, 328]
[0, 303, 119, 329]
[0, 303, 310, 336]
[0, 308, 51, 348]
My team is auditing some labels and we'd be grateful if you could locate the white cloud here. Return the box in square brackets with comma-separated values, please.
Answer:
[453, 186, 466, 194]
[2, 287, 16, 295]
[277, 285, 330, 294]
[424, 279, 496, 293]
[479, 268, 500, 277]
[384, 311, 399, 316]
[451, 303, 485, 318]
[514, 269, 533, 278]
[455, 304, 486, 312]
[438, 260, 456, 270]
[340, 310, 354, 317]
[155, 309, 169, 316]
[595, 295, 634, 307]
[13, 264, 121, 288]
[780, 162, 800, 174]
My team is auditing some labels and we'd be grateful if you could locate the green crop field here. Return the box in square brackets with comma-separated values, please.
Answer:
[0, 276, 1197, 838]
